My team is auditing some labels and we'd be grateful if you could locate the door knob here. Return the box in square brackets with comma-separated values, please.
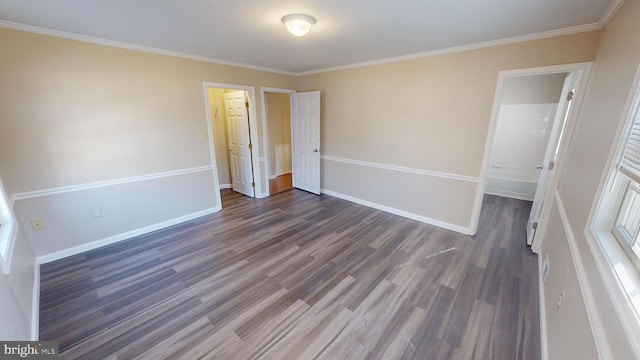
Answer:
[313, 149, 319, 153]
[536, 165, 543, 170]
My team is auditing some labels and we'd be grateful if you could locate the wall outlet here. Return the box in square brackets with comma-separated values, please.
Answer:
[91, 208, 103, 218]
[31, 219, 45, 231]
[556, 289, 566, 310]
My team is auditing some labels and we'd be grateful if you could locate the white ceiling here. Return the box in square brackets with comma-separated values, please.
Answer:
[0, 0, 620, 74]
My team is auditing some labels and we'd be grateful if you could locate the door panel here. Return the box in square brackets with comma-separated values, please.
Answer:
[224, 90, 255, 197]
[527, 72, 577, 244]
[292, 91, 321, 195]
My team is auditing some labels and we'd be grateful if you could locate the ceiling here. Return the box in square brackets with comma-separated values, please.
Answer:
[0, 0, 620, 74]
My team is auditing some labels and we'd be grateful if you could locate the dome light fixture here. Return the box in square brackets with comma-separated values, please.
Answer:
[282, 14, 316, 37]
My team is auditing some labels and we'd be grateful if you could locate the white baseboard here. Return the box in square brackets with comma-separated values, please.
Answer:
[37, 207, 220, 264]
[538, 254, 548, 360]
[320, 189, 472, 235]
[219, 184, 232, 190]
[31, 261, 40, 340]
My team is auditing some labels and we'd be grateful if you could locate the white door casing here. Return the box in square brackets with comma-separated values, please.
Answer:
[292, 91, 321, 195]
[526, 72, 578, 244]
[224, 90, 255, 197]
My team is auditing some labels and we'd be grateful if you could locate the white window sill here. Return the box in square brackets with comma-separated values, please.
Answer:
[588, 227, 640, 354]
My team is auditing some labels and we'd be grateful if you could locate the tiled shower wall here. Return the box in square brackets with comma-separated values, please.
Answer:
[486, 103, 557, 200]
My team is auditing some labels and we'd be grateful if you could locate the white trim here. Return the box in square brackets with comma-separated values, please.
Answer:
[599, 0, 626, 28]
[259, 87, 296, 198]
[12, 166, 213, 200]
[258, 156, 269, 195]
[0, 20, 295, 76]
[219, 184, 232, 190]
[0, 14, 613, 78]
[36, 207, 220, 264]
[585, 228, 640, 358]
[471, 61, 593, 238]
[321, 189, 472, 235]
[202, 84, 224, 208]
[31, 261, 40, 341]
[297, 24, 601, 76]
[583, 60, 640, 359]
[321, 155, 479, 183]
[0, 174, 17, 274]
[0, 223, 16, 274]
[555, 193, 614, 359]
[538, 254, 549, 360]
[203, 82, 262, 200]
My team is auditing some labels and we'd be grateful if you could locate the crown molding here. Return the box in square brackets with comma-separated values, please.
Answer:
[0, 0, 623, 78]
[0, 20, 296, 76]
[296, 22, 602, 76]
[599, 0, 626, 28]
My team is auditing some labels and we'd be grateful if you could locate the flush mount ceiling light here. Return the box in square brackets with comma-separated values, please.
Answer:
[282, 14, 316, 37]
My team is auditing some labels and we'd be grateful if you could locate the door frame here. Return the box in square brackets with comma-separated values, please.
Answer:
[259, 87, 296, 197]
[203, 82, 262, 203]
[470, 62, 593, 253]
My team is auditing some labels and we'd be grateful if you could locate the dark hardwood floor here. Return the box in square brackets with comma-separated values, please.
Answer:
[39, 190, 540, 359]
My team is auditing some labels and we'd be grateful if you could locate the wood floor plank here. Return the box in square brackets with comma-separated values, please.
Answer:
[39, 191, 540, 359]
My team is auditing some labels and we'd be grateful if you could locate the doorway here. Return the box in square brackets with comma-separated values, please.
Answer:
[264, 91, 293, 195]
[204, 82, 263, 200]
[259, 88, 322, 197]
[485, 73, 568, 201]
[471, 62, 593, 252]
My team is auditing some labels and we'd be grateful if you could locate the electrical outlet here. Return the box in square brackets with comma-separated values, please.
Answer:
[31, 219, 45, 231]
[556, 290, 566, 310]
[91, 208, 103, 218]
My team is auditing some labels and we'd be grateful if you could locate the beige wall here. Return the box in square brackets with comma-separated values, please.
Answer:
[265, 92, 292, 177]
[539, 0, 640, 358]
[0, 6, 633, 349]
[207, 88, 231, 185]
[542, 207, 599, 359]
[501, 73, 567, 105]
[0, 27, 296, 264]
[297, 31, 600, 230]
[0, 28, 295, 193]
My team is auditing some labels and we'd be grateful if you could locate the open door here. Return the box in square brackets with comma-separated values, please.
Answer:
[224, 90, 255, 197]
[526, 72, 578, 244]
[292, 91, 321, 195]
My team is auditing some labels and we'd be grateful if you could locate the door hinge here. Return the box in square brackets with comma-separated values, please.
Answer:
[533, 222, 538, 230]
[567, 91, 574, 101]
[548, 161, 555, 170]
[251, 182, 255, 187]
[248, 143, 253, 150]
[245, 101, 249, 108]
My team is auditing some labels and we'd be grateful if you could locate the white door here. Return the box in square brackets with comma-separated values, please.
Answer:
[292, 91, 321, 195]
[224, 90, 255, 197]
[526, 72, 578, 244]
